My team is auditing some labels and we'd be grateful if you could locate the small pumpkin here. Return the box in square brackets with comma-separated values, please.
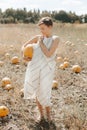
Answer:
[63, 61, 69, 68]
[10, 45, 14, 48]
[5, 53, 10, 59]
[71, 43, 75, 46]
[23, 44, 33, 59]
[63, 57, 69, 62]
[1, 77, 11, 87]
[72, 65, 81, 73]
[4, 84, 13, 91]
[11, 56, 19, 64]
[59, 64, 65, 70]
[19, 88, 24, 97]
[0, 61, 4, 67]
[57, 56, 63, 62]
[74, 50, 79, 55]
[52, 80, 58, 89]
[0, 106, 9, 117]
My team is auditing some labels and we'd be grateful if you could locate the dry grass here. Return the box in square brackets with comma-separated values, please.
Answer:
[0, 23, 87, 130]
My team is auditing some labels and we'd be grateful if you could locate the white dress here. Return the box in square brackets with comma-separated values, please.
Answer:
[24, 35, 58, 107]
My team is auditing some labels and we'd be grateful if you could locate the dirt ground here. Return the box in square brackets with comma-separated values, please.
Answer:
[0, 23, 87, 130]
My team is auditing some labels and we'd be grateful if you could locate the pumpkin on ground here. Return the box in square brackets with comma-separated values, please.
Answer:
[0, 106, 9, 117]
[72, 65, 81, 73]
[1, 77, 11, 87]
[11, 56, 19, 64]
[59, 61, 69, 70]
[19, 88, 24, 97]
[23, 44, 33, 59]
[4, 84, 13, 91]
[5, 53, 10, 59]
[59, 63, 65, 70]
[52, 80, 58, 89]
[57, 56, 63, 62]
[0, 61, 4, 67]
[74, 50, 79, 55]
[63, 61, 69, 68]
[63, 57, 69, 62]
[10, 45, 14, 48]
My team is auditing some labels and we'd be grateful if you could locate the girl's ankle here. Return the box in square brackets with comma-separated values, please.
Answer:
[46, 116, 52, 122]
[40, 115, 44, 119]
[41, 116, 44, 119]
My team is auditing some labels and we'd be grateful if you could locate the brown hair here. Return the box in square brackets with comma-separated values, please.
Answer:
[38, 17, 53, 27]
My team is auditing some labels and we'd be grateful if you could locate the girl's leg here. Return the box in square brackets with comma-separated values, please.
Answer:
[45, 106, 51, 121]
[36, 98, 50, 129]
[36, 97, 44, 119]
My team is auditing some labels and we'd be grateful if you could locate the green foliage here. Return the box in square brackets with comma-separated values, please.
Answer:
[0, 16, 15, 24]
[54, 10, 71, 22]
[0, 8, 86, 24]
[84, 15, 87, 23]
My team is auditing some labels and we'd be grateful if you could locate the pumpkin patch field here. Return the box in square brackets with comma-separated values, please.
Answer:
[0, 23, 87, 130]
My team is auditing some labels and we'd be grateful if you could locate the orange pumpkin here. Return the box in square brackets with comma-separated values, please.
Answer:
[63, 57, 69, 62]
[23, 44, 33, 59]
[0, 106, 9, 117]
[0, 61, 4, 67]
[63, 61, 69, 68]
[59, 64, 65, 70]
[4, 84, 13, 91]
[11, 56, 19, 64]
[5, 53, 10, 59]
[57, 56, 63, 62]
[72, 65, 81, 73]
[1, 77, 11, 87]
[19, 88, 24, 97]
[52, 80, 58, 89]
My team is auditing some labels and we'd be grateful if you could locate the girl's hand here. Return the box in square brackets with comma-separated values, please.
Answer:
[38, 35, 44, 43]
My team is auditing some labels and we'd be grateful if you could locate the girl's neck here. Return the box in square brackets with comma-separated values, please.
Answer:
[45, 34, 52, 38]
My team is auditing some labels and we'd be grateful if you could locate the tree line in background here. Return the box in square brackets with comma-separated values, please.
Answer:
[0, 8, 87, 24]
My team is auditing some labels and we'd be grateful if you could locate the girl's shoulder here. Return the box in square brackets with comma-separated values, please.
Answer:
[32, 34, 42, 39]
[52, 35, 59, 39]
[31, 35, 42, 43]
[36, 34, 42, 38]
[52, 35, 60, 42]
[35, 34, 42, 40]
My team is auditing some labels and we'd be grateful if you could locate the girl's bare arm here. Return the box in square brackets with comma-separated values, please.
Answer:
[22, 35, 40, 48]
[22, 35, 40, 61]
[39, 37, 60, 57]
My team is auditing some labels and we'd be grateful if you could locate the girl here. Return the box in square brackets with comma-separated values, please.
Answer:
[22, 17, 60, 125]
